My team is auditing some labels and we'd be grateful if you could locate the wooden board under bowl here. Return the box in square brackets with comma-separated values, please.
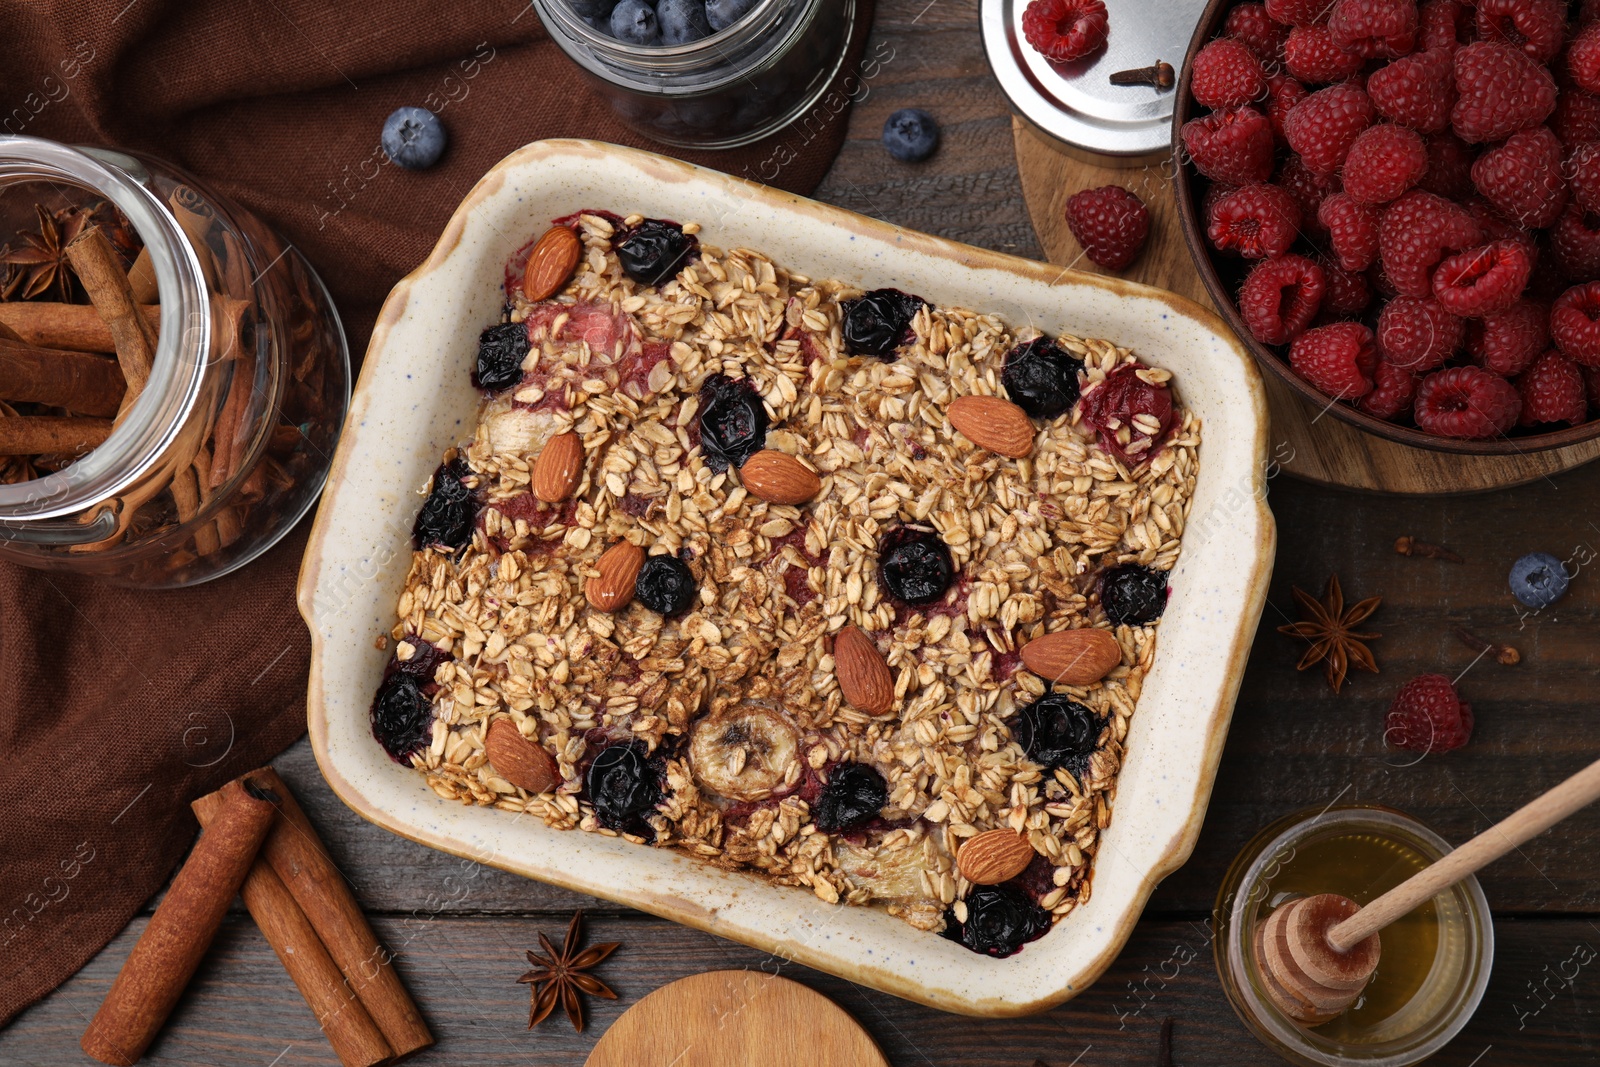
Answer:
[1012, 118, 1600, 494]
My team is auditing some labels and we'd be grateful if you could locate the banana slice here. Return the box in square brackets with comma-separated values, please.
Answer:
[688, 704, 800, 802]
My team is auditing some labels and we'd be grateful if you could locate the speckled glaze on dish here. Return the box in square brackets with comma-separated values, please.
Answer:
[298, 139, 1275, 1017]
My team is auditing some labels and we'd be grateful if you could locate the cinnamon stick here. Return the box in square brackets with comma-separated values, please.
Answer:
[127, 247, 159, 304]
[208, 347, 257, 488]
[169, 466, 220, 556]
[66, 226, 158, 409]
[0, 338, 126, 416]
[0, 415, 112, 455]
[81, 777, 278, 1066]
[0, 301, 160, 353]
[192, 785, 395, 1067]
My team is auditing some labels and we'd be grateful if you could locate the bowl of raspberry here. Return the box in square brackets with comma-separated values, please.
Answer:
[1173, 0, 1600, 454]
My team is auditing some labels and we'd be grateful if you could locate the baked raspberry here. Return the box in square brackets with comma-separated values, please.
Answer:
[1378, 190, 1482, 297]
[1376, 295, 1464, 370]
[1551, 205, 1600, 281]
[1266, 73, 1310, 140]
[1227, 3, 1290, 60]
[1367, 48, 1454, 133]
[1357, 358, 1420, 418]
[1285, 25, 1367, 83]
[1284, 84, 1375, 175]
[1208, 183, 1302, 259]
[1065, 185, 1150, 270]
[1475, 0, 1565, 64]
[1385, 674, 1473, 753]
[1182, 107, 1276, 185]
[1418, 134, 1474, 199]
[1319, 258, 1375, 315]
[1468, 300, 1550, 375]
[1551, 282, 1600, 365]
[1192, 38, 1267, 110]
[1418, 0, 1469, 53]
[1553, 89, 1600, 147]
[1021, 0, 1107, 62]
[1077, 363, 1174, 464]
[1568, 143, 1600, 217]
[1570, 22, 1600, 96]
[1451, 41, 1558, 143]
[1241, 254, 1327, 345]
[1276, 155, 1341, 232]
[1414, 365, 1522, 435]
[1266, 0, 1334, 26]
[1329, 0, 1418, 58]
[1517, 348, 1589, 425]
[1343, 124, 1428, 204]
[1470, 126, 1567, 229]
[1290, 322, 1379, 397]
[1432, 239, 1534, 317]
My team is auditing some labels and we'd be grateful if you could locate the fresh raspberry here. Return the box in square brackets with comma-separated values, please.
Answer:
[1385, 674, 1473, 753]
[1320, 192, 1380, 270]
[1329, 0, 1418, 58]
[1452, 41, 1558, 143]
[1342, 124, 1427, 204]
[1319, 258, 1375, 315]
[1266, 74, 1310, 140]
[1432, 239, 1534, 316]
[1285, 25, 1366, 83]
[1418, 0, 1469, 53]
[1568, 143, 1600, 217]
[1418, 133, 1475, 199]
[1192, 38, 1267, 110]
[1516, 348, 1590, 425]
[1182, 107, 1277, 185]
[1240, 254, 1327, 344]
[1550, 281, 1600, 365]
[1378, 190, 1482, 297]
[1021, 0, 1108, 62]
[1357, 359, 1420, 418]
[1208, 183, 1303, 258]
[1462, 196, 1527, 244]
[1414, 365, 1523, 435]
[1367, 47, 1455, 133]
[1376, 295, 1464, 370]
[1065, 185, 1150, 270]
[1551, 204, 1600, 280]
[1284, 84, 1375, 175]
[1370, 261, 1401, 299]
[1266, 0, 1334, 27]
[1570, 22, 1600, 96]
[1468, 300, 1550, 375]
[1475, 0, 1565, 64]
[1526, 234, 1567, 300]
[1289, 321, 1379, 397]
[1227, 3, 1290, 60]
[1583, 0, 1600, 25]
[1586, 362, 1600, 406]
[1202, 181, 1240, 226]
[1553, 89, 1600, 147]
[1276, 154, 1341, 233]
[1466, 126, 1567, 231]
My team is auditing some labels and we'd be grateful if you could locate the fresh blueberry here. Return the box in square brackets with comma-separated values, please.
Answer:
[704, 0, 759, 30]
[569, 0, 620, 21]
[1510, 552, 1570, 609]
[610, 0, 662, 44]
[659, 0, 712, 42]
[381, 107, 446, 171]
[881, 108, 940, 163]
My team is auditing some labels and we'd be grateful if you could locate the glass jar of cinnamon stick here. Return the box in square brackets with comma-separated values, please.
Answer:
[0, 137, 348, 586]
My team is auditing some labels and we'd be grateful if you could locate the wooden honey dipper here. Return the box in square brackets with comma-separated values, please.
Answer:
[1255, 758, 1600, 1025]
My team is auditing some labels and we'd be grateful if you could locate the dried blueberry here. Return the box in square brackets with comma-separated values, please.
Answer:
[615, 218, 697, 286]
[841, 288, 928, 358]
[412, 460, 476, 551]
[942, 885, 1050, 957]
[587, 743, 662, 830]
[1100, 563, 1169, 625]
[636, 553, 698, 616]
[1002, 336, 1085, 419]
[371, 673, 433, 763]
[1014, 694, 1099, 775]
[814, 761, 888, 833]
[698, 373, 768, 471]
[878, 525, 953, 605]
[474, 321, 530, 392]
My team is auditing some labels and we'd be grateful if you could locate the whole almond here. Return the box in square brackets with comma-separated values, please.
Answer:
[948, 395, 1035, 458]
[533, 431, 583, 503]
[1019, 628, 1122, 686]
[957, 828, 1035, 885]
[833, 624, 895, 716]
[485, 718, 560, 794]
[739, 449, 821, 505]
[522, 225, 581, 302]
[585, 540, 644, 612]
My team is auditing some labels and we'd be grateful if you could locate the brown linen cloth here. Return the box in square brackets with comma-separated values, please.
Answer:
[0, 0, 871, 1027]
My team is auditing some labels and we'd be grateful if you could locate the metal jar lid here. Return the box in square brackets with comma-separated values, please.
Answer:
[980, 0, 1209, 164]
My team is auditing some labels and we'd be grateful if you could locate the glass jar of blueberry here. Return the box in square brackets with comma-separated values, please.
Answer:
[533, 0, 857, 148]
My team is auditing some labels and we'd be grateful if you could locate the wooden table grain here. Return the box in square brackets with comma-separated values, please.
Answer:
[6, 2, 1600, 1063]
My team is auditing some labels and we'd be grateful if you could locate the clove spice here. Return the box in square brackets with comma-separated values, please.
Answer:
[1456, 627, 1520, 665]
[1110, 61, 1175, 89]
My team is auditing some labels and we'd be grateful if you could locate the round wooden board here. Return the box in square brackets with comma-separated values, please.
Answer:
[584, 971, 890, 1067]
[1011, 118, 1600, 494]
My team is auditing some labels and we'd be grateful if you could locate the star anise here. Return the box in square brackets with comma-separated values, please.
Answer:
[1, 204, 89, 302]
[516, 910, 619, 1032]
[1276, 575, 1381, 694]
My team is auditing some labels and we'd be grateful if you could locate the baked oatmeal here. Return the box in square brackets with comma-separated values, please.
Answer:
[371, 210, 1201, 956]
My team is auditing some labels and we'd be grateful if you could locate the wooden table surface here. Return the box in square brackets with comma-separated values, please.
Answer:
[7, 2, 1600, 1063]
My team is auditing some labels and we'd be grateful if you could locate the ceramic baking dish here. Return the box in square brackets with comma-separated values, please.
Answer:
[299, 139, 1275, 1017]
